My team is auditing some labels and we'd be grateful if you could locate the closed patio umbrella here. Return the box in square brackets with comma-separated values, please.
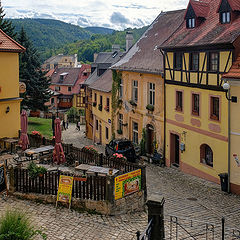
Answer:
[53, 118, 66, 164]
[19, 110, 29, 150]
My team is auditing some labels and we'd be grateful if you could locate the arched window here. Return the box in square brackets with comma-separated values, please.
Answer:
[200, 144, 213, 167]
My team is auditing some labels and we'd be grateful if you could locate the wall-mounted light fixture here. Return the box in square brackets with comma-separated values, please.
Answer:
[223, 82, 237, 102]
[5, 106, 10, 114]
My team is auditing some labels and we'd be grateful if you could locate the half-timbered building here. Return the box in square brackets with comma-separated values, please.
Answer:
[160, 0, 240, 184]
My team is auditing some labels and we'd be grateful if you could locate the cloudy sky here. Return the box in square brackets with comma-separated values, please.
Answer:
[2, 0, 188, 30]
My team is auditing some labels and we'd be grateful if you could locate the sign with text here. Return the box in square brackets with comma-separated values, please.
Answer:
[115, 169, 141, 200]
[56, 175, 73, 208]
[0, 162, 7, 194]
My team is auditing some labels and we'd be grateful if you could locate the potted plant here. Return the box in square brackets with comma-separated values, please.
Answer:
[92, 101, 97, 107]
[117, 129, 123, 135]
[38, 166, 47, 177]
[27, 162, 47, 179]
[118, 99, 123, 106]
[104, 105, 109, 112]
[83, 145, 98, 155]
[146, 104, 154, 113]
[111, 153, 127, 162]
[129, 100, 137, 107]
[98, 104, 102, 111]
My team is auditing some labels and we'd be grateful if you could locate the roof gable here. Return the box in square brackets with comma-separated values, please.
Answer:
[217, 0, 232, 12]
[218, 0, 240, 12]
[0, 29, 25, 53]
[112, 9, 185, 73]
[161, 0, 240, 49]
[184, 0, 210, 19]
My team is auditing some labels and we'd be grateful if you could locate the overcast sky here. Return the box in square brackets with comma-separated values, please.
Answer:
[2, 0, 188, 30]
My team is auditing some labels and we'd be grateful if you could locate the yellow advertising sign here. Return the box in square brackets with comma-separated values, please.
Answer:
[115, 169, 141, 200]
[56, 175, 73, 208]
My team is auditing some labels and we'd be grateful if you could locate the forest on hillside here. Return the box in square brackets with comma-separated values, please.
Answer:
[10, 18, 148, 63]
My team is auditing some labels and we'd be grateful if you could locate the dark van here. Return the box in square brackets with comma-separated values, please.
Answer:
[105, 139, 137, 162]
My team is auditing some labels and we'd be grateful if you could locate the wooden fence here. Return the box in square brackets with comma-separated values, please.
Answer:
[14, 168, 106, 201]
[26, 133, 147, 196]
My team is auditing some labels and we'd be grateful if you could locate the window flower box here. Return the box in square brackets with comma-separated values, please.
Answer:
[104, 105, 109, 112]
[146, 104, 154, 112]
[117, 129, 123, 135]
[98, 104, 102, 111]
[129, 100, 137, 107]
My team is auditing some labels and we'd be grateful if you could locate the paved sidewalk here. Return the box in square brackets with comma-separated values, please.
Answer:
[1, 124, 240, 239]
[62, 123, 105, 153]
[0, 196, 146, 240]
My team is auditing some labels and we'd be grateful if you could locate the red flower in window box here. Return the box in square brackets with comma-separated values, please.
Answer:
[104, 105, 109, 111]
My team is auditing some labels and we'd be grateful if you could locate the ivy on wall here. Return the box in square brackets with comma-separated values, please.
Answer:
[111, 70, 122, 139]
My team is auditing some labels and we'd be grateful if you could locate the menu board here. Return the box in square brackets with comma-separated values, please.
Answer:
[0, 162, 7, 194]
[56, 175, 73, 209]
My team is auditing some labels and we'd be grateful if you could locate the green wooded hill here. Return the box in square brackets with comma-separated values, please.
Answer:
[47, 26, 148, 63]
[85, 27, 114, 35]
[11, 18, 91, 53]
[10, 18, 148, 63]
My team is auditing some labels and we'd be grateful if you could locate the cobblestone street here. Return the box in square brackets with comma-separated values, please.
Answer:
[1, 123, 240, 239]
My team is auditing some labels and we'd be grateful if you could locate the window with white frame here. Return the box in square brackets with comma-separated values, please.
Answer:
[148, 83, 155, 105]
[132, 80, 138, 102]
[132, 122, 138, 144]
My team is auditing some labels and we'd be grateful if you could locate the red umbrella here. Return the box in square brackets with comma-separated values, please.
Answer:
[19, 110, 30, 150]
[53, 118, 66, 164]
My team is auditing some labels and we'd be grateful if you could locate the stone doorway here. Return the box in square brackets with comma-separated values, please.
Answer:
[146, 124, 155, 155]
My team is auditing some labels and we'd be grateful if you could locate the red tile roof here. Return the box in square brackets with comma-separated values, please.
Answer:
[161, 0, 240, 49]
[222, 54, 240, 79]
[0, 29, 25, 53]
[217, 0, 240, 12]
[112, 9, 185, 74]
[184, 0, 210, 19]
[50, 64, 90, 86]
[46, 68, 55, 78]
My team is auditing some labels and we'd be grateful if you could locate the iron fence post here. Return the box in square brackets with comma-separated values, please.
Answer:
[136, 231, 140, 240]
[222, 217, 225, 240]
[146, 198, 165, 240]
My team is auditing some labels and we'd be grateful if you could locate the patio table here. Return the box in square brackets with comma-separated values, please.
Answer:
[75, 164, 119, 176]
[25, 145, 54, 160]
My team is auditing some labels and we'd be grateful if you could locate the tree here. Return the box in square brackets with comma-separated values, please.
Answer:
[18, 27, 52, 111]
[0, 4, 16, 39]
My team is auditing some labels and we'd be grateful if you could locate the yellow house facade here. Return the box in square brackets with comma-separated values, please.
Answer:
[111, 10, 184, 156]
[114, 71, 164, 155]
[222, 54, 240, 194]
[89, 70, 112, 145]
[161, 0, 240, 184]
[0, 29, 25, 139]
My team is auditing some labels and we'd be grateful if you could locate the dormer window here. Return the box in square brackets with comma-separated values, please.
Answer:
[217, 0, 232, 24]
[187, 18, 195, 29]
[221, 11, 231, 23]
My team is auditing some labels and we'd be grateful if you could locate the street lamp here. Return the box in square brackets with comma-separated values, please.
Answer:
[223, 81, 237, 194]
[223, 82, 237, 102]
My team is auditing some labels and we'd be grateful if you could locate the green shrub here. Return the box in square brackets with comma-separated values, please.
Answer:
[27, 162, 47, 179]
[67, 107, 80, 122]
[0, 210, 47, 240]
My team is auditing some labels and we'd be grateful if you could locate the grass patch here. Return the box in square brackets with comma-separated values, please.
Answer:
[0, 210, 47, 239]
[28, 117, 53, 138]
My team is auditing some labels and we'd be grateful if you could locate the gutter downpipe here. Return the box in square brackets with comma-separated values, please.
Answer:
[160, 49, 166, 165]
[227, 88, 231, 193]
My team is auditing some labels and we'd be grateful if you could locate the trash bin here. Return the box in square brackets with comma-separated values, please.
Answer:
[218, 173, 228, 192]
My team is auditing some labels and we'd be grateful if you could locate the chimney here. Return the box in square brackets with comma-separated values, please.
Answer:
[126, 31, 133, 52]
[112, 44, 120, 52]
[94, 53, 98, 62]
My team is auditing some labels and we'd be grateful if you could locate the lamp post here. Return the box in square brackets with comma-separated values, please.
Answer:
[222, 82, 237, 193]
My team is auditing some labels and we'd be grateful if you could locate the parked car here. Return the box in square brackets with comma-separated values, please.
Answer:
[105, 139, 137, 162]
